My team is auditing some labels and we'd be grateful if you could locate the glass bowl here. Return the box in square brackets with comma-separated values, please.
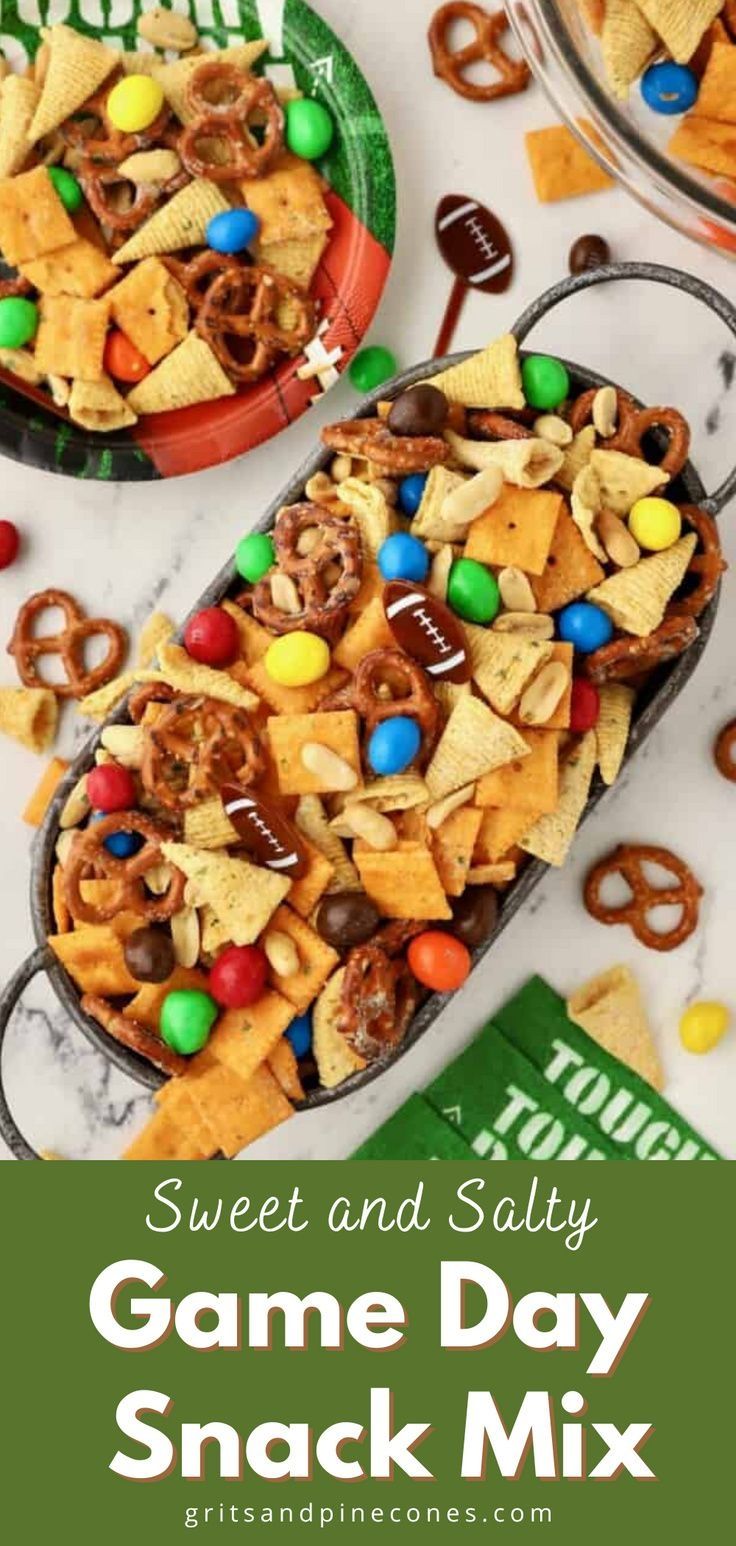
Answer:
[506, 0, 736, 257]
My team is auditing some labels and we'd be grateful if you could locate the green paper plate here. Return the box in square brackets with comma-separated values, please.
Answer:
[0, 0, 396, 478]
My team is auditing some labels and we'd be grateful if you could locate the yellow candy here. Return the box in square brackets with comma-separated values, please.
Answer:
[628, 497, 682, 552]
[679, 1001, 730, 1055]
[265, 631, 330, 687]
[107, 75, 165, 134]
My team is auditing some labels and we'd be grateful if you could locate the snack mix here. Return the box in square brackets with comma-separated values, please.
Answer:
[0, 19, 335, 428]
[580, 1, 736, 187]
[17, 331, 724, 1160]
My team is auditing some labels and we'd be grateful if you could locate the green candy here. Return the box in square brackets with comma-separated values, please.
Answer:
[349, 345, 398, 393]
[447, 558, 500, 624]
[0, 296, 38, 350]
[160, 989, 217, 1056]
[285, 98, 334, 160]
[235, 531, 275, 584]
[521, 354, 570, 411]
[47, 165, 83, 213]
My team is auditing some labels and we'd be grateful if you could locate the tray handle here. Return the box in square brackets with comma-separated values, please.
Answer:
[511, 260, 736, 516]
[0, 947, 52, 1160]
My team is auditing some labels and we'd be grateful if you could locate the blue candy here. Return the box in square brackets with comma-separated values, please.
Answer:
[641, 61, 698, 116]
[398, 472, 428, 517]
[206, 207, 260, 254]
[286, 1012, 312, 1059]
[378, 531, 429, 583]
[90, 812, 145, 858]
[557, 601, 613, 655]
[368, 715, 421, 776]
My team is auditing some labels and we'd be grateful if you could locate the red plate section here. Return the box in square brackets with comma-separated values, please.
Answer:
[132, 193, 391, 479]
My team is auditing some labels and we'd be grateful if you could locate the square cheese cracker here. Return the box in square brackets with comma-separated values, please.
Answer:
[0, 164, 75, 265]
[34, 294, 109, 382]
[109, 257, 189, 365]
[20, 236, 118, 299]
[465, 486, 564, 576]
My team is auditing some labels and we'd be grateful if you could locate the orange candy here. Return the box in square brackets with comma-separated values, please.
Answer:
[408, 931, 471, 993]
[104, 329, 150, 384]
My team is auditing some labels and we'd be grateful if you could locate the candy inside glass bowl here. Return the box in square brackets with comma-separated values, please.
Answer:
[505, 0, 736, 257]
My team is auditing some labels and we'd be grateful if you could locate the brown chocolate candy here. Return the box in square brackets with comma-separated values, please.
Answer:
[220, 785, 308, 877]
[448, 886, 499, 949]
[315, 892, 381, 952]
[388, 384, 449, 438]
[124, 925, 176, 985]
[569, 234, 611, 275]
[383, 580, 471, 684]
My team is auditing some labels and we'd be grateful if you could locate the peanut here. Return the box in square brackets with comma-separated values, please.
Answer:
[498, 566, 537, 613]
[59, 773, 90, 829]
[596, 509, 640, 568]
[426, 783, 475, 830]
[117, 149, 182, 185]
[264, 929, 300, 978]
[441, 465, 503, 530]
[296, 526, 321, 556]
[146, 862, 174, 895]
[534, 413, 573, 447]
[339, 801, 397, 850]
[137, 9, 198, 51]
[592, 385, 618, 438]
[100, 724, 145, 768]
[301, 742, 358, 791]
[428, 543, 453, 600]
[305, 472, 338, 505]
[330, 454, 352, 483]
[493, 611, 555, 640]
[519, 661, 569, 726]
[270, 572, 302, 615]
[55, 829, 76, 867]
[171, 908, 200, 969]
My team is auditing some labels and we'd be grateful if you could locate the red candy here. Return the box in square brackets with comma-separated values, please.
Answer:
[408, 930, 471, 993]
[184, 606, 240, 667]
[569, 677, 600, 733]
[0, 519, 20, 570]
[104, 330, 150, 384]
[209, 944, 268, 1009]
[86, 761, 136, 813]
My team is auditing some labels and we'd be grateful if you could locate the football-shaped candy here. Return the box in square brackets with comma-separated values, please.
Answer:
[383, 582, 471, 684]
[220, 786, 308, 877]
[435, 195, 513, 293]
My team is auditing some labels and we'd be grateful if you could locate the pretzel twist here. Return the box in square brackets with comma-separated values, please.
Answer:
[179, 64, 284, 182]
[346, 648, 439, 761]
[64, 812, 186, 924]
[667, 505, 726, 620]
[714, 720, 736, 784]
[584, 843, 702, 952]
[568, 387, 690, 476]
[339, 943, 419, 1061]
[141, 694, 264, 810]
[196, 265, 314, 382]
[251, 502, 361, 638]
[321, 419, 450, 474]
[428, 3, 530, 101]
[584, 616, 699, 685]
[8, 588, 127, 699]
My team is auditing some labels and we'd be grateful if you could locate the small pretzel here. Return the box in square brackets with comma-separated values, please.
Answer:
[8, 588, 127, 699]
[343, 648, 439, 762]
[180, 66, 283, 181]
[164, 249, 243, 313]
[141, 694, 264, 810]
[80, 994, 188, 1077]
[584, 843, 703, 952]
[196, 265, 314, 382]
[64, 812, 186, 924]
[321, 419, 450, 474]
[714, 720, 736, 783]
[428, 2, 530, 101]
[568, 387, 690, 477]
[0, 274, 32, 301]
[63, 82, 172, 164]
[467, 409, 535, 440]
[78, 163, 160, 232]
[251, 502, 361, 639]
[667, 505, 726, 620]
[128, 680, 176, 723]
[338, 943, 420, 1061]
[584, 615, 698, 685]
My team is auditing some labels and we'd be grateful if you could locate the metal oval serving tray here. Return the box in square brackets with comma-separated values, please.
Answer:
[2, 263, 734, 1157]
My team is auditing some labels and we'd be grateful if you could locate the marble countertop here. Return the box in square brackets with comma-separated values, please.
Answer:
[1, 0, 734, 1161]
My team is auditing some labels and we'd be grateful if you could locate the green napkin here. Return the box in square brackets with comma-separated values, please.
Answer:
[424, 1024, 620, 1161]
[494, 976, 718, 1162]
[353, 1094, 473, 1159]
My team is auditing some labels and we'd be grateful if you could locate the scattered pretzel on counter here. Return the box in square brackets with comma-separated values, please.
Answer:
[583, 843, 703, 952]
[714, 720, 736, 783]
[428, 2, 530, 102]
[7, 588, 127, 699]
